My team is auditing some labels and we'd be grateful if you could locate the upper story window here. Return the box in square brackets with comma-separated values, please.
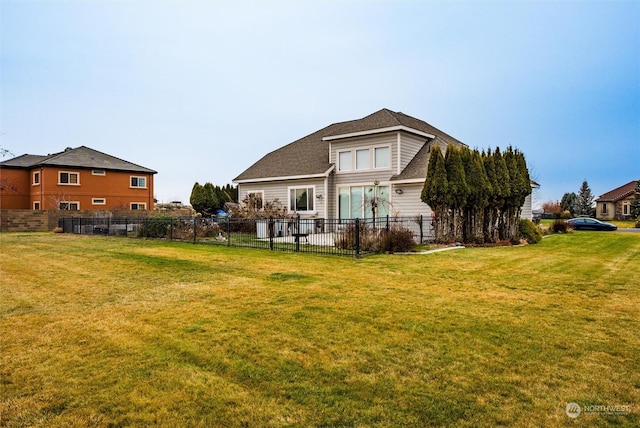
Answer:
[374, 146, 390, 168]
[338, 145, 391, 172]
[338, 151, 352, 171]
[289, 187, 314, 212]
[33, 171, 40, 185]
[59, 171, 79, 185]
[92, 169, 106, 176]
[130, 176, 147, 188]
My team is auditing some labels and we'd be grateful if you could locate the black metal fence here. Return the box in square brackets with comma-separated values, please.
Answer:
[59, 215, 434, 256]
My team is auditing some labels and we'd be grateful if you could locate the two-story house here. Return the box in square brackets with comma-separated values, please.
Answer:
[234, 109, 537, 223]
[0, 146, 157, 211]
[234, 109, 464, 221]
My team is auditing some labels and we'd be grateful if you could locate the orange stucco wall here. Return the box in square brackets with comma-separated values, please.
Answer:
[1, 166, 155, 210]
[0, 168, 31, 209]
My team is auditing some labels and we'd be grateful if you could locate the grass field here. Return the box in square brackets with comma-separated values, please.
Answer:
[1, 232, 639, 427]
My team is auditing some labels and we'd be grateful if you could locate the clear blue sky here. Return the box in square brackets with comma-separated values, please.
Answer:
[2, 0, 638, 207]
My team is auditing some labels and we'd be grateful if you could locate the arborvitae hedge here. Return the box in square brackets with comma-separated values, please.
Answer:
[422, 145, 532, 244]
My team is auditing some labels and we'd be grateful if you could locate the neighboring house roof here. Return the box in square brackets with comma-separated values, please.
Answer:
[0, 154, 50, 168]
[0, 146, 157, 174]
[234, 108, 465, 183]
[596, 180, 639, 202]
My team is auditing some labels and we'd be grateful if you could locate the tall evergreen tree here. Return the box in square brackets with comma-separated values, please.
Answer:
[482, 149, 499, 243]
[462, 148, 491, 243]
[190, 182, 206, 214]
[493, 148, 511, 240]
[560, 192, 578, 216]
[421, 146, 448, 243]
[501, 147, 531, 241]
[577, 180, 594, 216]
[444, 146, 469, 242]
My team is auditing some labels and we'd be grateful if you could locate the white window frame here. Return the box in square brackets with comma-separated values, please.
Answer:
[374, 146, 391, 169]
[33, 171, 40, 185]
[130, 176, 147, 188]
[623, 201, 630, 216]
[58, 171, 80, 185]
[92, 198, 106, 205]
[337, 145, 391, 173]
[33, 201, 41, 210]
[59, 201, 80, 210]
[337, 183, 390, 219]
[338, 151, 352, 172]
[288, 186, 315, 213]
[245, 190, 264, 210]
[92, 169, 106, 176]
[130, 202, 147, 210]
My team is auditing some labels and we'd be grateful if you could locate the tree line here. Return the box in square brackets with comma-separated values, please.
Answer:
[189, 183, 237, 216]
[421, 145, 531, 244]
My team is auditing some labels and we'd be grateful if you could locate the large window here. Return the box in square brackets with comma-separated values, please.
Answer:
[59, 171, 79, 185]
[130, 176, 146, 188]
[338, 185, 389, 219]
[289, 187, 314, 212]
[337, 146, 391, 172]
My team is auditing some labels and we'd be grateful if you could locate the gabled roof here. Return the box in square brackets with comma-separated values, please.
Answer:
[596, 180, 638, 202]
[0, 146, 157, 174]
[234, 109, 464, 182]
[323, 109, 465, 147]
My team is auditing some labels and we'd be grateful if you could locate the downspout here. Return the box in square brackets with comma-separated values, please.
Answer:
[324, 173, 329, 219]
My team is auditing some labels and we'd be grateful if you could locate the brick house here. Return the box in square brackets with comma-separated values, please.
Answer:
[0, 146, 157, 211]
[595, 180, 639, 220]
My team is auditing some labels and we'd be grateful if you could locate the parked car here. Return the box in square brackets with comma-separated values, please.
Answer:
[566, 218, 617, 231]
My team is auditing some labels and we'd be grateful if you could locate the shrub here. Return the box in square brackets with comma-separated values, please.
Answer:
[138, 216, 179, 238]
[380, 226, 417, 253]
[550, 219, 573, 234]
[518, 219, 542, 244]
[334, 222, 380, 252]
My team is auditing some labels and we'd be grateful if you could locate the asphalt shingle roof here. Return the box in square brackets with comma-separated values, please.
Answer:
[234, 109, 465, 182]
[596, 180, 639, 202]
[0, 146, 157, 174]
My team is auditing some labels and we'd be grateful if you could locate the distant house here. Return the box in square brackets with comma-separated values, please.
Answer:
[595, 180, 639, 220]
[0, 146, 157, 211]
[233, 108, 537, 221]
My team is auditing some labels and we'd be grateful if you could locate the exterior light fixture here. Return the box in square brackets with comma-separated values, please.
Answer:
[395, 188, 403, 194]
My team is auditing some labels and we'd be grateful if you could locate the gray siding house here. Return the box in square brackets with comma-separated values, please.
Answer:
[234, 109, 535, 221]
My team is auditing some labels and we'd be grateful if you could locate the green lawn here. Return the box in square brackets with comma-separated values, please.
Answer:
[1, 232, 639, 427]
